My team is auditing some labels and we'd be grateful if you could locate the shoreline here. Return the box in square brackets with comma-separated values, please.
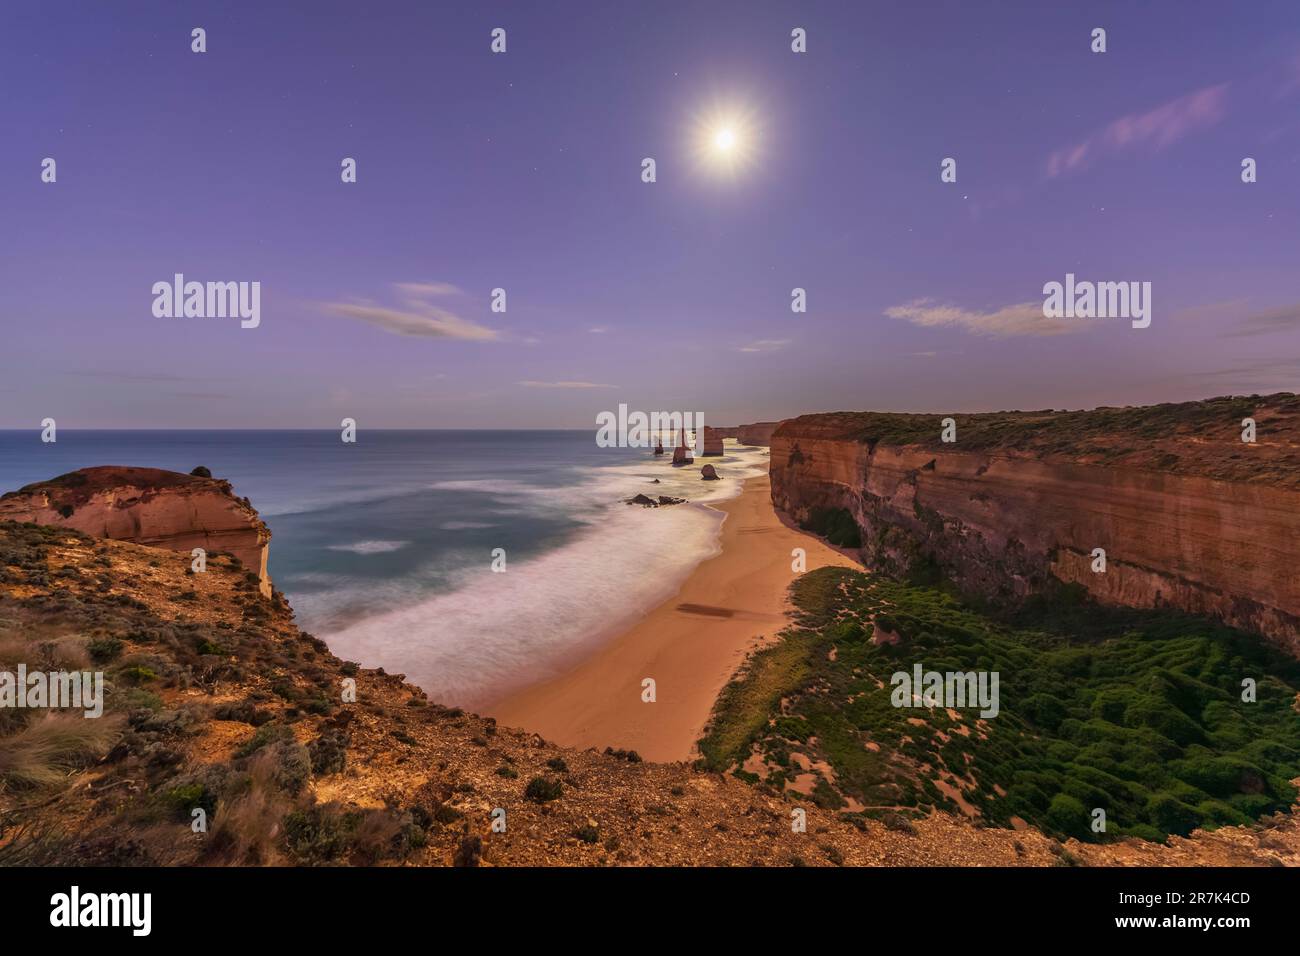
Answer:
[485, 472, 860, 762]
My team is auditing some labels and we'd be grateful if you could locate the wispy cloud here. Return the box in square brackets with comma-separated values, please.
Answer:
[738, 338, 791, 353]
[1170, 357, 1300, 391]
[395, 281, 463, 297]
[516, 380, 616, 389]
[1223, 303, 1300, 337]
[323, 282, 499, 341]
[885, 298, 1079, 337]
[1046, 83, 1229, 178]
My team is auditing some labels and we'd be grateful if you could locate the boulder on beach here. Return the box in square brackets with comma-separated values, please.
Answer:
[701, 464, 719, 480]
[627, 493, 658, 507]
[657, 495, 686, 506]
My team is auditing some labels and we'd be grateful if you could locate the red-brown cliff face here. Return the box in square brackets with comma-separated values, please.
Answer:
[0, 466, 272, 595]
[701, 426, 729, 455]
[737, 422, 780, 445]
[769, 395, 1300, 657]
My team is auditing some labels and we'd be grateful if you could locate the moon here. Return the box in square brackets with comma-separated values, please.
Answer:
[691, 103, 759, 178]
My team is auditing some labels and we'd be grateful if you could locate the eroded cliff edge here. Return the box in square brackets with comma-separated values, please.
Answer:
[770, 394, 1300, 657]
[0, 466, 272, 597]
[3, 466, 1296, 865]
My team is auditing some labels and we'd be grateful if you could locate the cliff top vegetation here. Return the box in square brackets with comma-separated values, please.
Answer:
[775, 393, 1300, 488]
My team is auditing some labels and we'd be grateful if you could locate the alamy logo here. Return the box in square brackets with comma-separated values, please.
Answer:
[0, 666, 104, 718]
[151, 273, 261, 328]
[595, 404, 705, 454]
[1042, 273, 1151, 329]
[890, 663, 1000, 718]
[50, 886, 151, 936]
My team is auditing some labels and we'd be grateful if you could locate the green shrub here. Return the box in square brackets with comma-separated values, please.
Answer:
[800, 507, 862, 548]
[700, 565, 1300, 843]
[524, 776, 563, 803]
[87, 637, 124, 663]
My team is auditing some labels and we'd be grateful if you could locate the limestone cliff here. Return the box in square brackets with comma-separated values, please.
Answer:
[0, 466, 272, 596]
[769, 395, 1300, 657]
[738, 421, 780, 445]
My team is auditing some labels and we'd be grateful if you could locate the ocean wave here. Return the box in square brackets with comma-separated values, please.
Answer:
[309, 441, 771, 707]
[325, 540, 410, 554]
[318, 498, 725, 709]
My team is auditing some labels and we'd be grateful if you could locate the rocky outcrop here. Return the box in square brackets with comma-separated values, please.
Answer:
[671, 427, 694, 466]
[701, 464, 719, 481]
[626, 494, 686, 507]
[770, 395, 1300, 657]
[0, 466, 272, 596]
[737, 422, 780, 446]
[701, 427, 726, 456]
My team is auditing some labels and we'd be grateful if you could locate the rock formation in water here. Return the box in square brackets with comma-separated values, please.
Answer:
[0, 466, 273, 596]
[769, 394, 1300, 657]
[701, 464, 719, 480]
[671, 426, 694, 466]
[701, 427, 725, 456]
[626, 493, 687, 507]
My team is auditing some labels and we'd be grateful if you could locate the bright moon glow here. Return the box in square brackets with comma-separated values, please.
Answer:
[691, 102, 759, 178]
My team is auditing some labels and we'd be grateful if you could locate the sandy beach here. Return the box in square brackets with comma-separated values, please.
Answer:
[487, 472, 860, 762]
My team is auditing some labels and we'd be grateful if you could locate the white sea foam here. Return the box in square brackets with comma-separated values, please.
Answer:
[326, 539, 410, 554]
[321, 501, 722, 707]
[316, 442, 770, 708]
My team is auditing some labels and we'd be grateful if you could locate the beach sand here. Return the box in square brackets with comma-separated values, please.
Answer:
[486, 473, 860, 762]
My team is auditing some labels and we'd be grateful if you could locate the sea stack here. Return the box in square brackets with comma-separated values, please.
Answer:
[654, 435, 665, 456]
[701, 426, 725, 456]
[701, 464, 719, 480]
[671, 426, 694, 466]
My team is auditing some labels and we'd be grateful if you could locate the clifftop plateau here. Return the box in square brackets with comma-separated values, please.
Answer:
[0, 466, 272, 597]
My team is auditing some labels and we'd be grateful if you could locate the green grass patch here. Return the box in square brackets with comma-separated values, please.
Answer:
[699, 566, 1300, 843]
[697, 631, 818, 771]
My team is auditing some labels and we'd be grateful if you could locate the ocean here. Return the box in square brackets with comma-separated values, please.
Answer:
[0, 430, 769, 707]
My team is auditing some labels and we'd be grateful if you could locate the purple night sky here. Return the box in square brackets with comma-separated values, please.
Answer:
[2, 0, 1298, 428]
